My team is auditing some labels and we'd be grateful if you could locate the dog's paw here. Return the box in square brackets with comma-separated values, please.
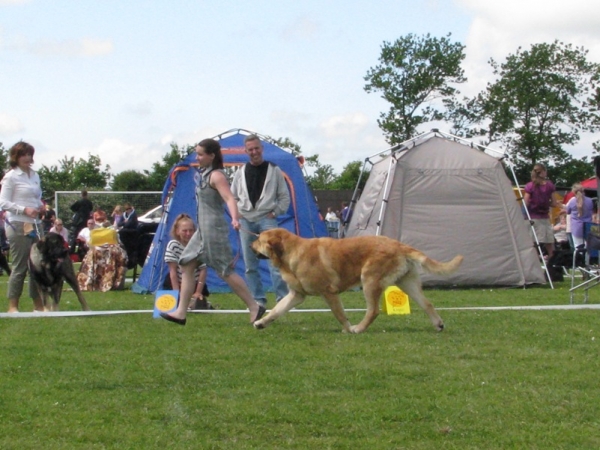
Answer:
[253, 320, 266, 330]
[347, 325, 362, 334]
[436, 322, 445, 332]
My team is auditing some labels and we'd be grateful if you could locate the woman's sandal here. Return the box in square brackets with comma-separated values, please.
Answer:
[252, 305, 267, 323]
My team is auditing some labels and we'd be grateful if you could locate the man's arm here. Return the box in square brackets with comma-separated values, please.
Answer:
[273, 167, 290, 216]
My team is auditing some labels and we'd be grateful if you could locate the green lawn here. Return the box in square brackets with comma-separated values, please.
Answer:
[0, 278, 599, 449]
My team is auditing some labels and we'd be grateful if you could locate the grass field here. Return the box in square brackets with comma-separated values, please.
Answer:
[1, 277, 599, 449]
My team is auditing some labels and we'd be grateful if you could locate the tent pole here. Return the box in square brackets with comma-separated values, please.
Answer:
[505, 158, 554, 289]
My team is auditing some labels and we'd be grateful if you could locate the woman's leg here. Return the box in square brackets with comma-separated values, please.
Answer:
[222, 271, 263, 322]
[6, 224, 43, 312]
[165, 261, 198, 320]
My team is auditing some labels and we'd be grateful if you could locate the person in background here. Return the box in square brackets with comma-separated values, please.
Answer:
[111, 204, 123, 228]
[49, 218, 70, 243]
[93, 207, 107, 227]
[120, 202, 138, 229]
[76, 218, 96, 261]
[552, 211, 569, 250]
[339, 202, 352, 237]
[231, 134, 290, 308]
[0, 210, 11, 276]
[325, 207, 338, 222]
[164, 213, 212, 310]
[523, 163, 562, 260]
[41, 200, 56, 233]
[69, 190, 93, 252]
[341, 202, 352, 224]
[324, 206, 340, 238]
[0, 141, 45, 312]
[594, 155, 600, 208]
[160, 138, 264, 326]
[566, 182, 594, 248]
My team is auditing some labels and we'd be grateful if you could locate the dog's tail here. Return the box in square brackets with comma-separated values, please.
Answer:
[409, 250, 463, 275]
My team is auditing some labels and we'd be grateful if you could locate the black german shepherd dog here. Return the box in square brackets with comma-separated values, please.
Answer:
[28, 233, 91, 311]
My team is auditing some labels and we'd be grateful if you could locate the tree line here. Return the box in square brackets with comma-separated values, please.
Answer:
[1, 34, 598, 196]
[364, 35, 600, 186]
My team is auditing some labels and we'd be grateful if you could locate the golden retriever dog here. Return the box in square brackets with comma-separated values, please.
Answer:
[250, 228, 463, 334]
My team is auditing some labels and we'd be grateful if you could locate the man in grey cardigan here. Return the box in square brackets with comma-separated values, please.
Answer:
[231, 134, 290, 307]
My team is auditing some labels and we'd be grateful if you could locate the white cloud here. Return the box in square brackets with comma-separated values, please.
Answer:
[7, 36, 113, 57]
[0, 113, 24, 135]
[0, 0, 30, 5]
[33, 139, 163, 174]
[458, 0, 599, 32]
[319, 112, 370, 139]
[281, 16, 320, 41]
[458, 0, 600, 94]
[124, 100, 153, 117]
[310, 112, 386, 169]
[90, 139, 164, 172]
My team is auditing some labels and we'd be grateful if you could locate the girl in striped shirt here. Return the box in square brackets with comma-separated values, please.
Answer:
[164, 214, 211, 310]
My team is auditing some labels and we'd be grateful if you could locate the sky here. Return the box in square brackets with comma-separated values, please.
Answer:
[1, 0, 600, 178]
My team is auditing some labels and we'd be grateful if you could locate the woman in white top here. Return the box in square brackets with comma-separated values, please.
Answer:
[324, 207, 339, 222]
[0, 141, 45, 313]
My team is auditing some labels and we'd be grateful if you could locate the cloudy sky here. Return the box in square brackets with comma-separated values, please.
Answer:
[1, 0, 599, 176]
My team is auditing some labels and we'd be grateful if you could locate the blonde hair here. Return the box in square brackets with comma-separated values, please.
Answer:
[571, 182, 585, 217]
[531, 163, 547, 186]
[169, 214, 195, 240]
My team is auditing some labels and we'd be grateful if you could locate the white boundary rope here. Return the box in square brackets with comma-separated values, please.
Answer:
[1, 304, 600, 319]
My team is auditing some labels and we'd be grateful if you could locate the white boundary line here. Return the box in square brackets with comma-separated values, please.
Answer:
[1, 304, 600, 318]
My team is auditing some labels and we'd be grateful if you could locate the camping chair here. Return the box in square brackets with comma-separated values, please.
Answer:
[569, 222, 600, 303]
[118, 227, 140, 282]
[326, 220, 340, 238]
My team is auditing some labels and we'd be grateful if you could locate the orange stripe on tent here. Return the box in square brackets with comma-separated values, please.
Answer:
[169, 165, 190, 188]
[222, 147, 246, 154]
[281, 171, 299, 235]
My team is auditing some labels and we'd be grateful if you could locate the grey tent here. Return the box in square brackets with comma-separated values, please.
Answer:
[344, 130, 546, 286]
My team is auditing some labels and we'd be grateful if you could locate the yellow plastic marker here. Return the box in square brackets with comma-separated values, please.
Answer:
[382, 286, 410, 315]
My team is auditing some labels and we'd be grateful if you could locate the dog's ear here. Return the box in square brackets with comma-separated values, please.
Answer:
[37, 237, 48, 253]
[268, 236, 285, 264]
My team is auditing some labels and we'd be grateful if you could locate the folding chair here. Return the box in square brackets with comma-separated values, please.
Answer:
[569, 222, 600, 303]
[326, 220, 340, 238]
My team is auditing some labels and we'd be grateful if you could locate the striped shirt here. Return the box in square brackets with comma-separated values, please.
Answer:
[164, 239, 205, 285]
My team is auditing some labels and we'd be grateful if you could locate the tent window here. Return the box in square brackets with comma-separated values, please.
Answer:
[355, 171, 388, 230]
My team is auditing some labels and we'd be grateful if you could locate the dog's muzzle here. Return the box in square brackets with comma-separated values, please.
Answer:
[250, 246, 270, 260]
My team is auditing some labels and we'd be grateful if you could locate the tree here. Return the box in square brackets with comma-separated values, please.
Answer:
[457, 40, 600, 183]
[38, 154, 111, 199]
[111, 170, 151, 191]
[364, 33, 466, 144]
[304, 155, 336, 189]
[144, 143, 192, 191]
[549, 156, 594, 187]
[0, 142, 8, 178]
[271, 137, 302, 156]
[330, 161, 368, 191]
